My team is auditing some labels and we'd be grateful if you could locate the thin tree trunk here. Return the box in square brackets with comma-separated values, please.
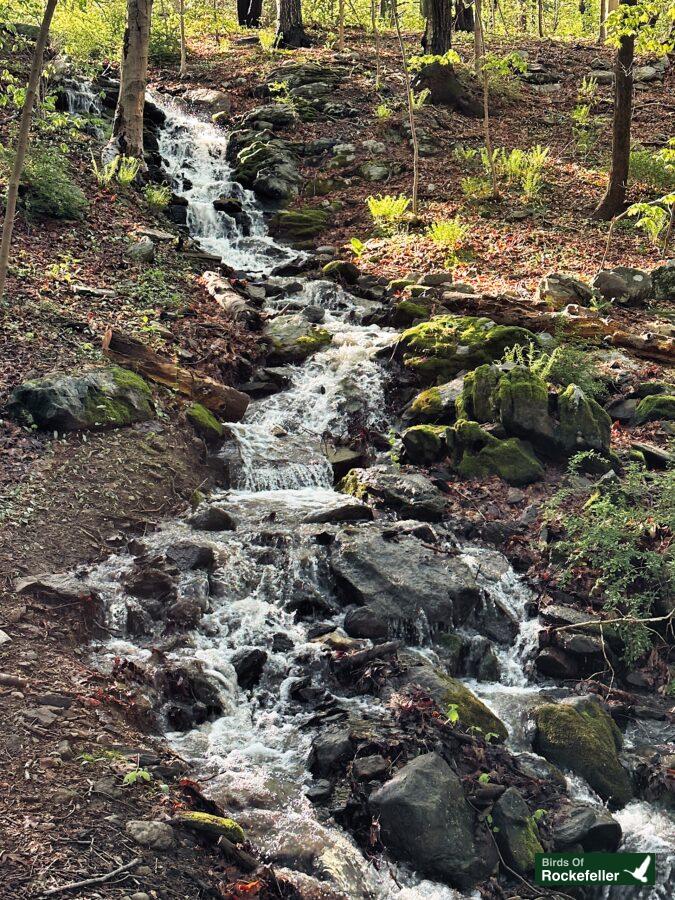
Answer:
[594, 0, 635, 220]
[455, 0, 474, 32]
[371, 0, 382, 89]
[179, 0, 187, 77]
[338, 0, 345, 49]
[392, 0, 419, 215]
[477, 12, 498, 199]
[0, 0, 58, 302]
[275, 0, 309, 47]
[474, 0, 484, 65]
[599, 0, 607, 42]
[425, 0, 453, 54]
[106, 0, 154, 164]
[538, 0, 544, 36]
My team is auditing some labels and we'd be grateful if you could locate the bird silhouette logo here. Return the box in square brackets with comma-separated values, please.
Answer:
[623, 856, 652, 883]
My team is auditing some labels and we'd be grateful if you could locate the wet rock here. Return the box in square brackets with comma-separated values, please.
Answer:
[15, 572, 96, 603]
[396, 315, 536, 383]
[123, 564, 176, 601]
[231, 648, 267, 689]
[325, 447, 367, 482]
[533, 695, 633, 808]
[227, 128, 301, 202]
[263, 314, 331, 363]
[352, 754, 388, 781]
[184, 88, 231, 113]
[339, 466, 446, 521]
[369, 753, 498, 888]
[551, 802, 622, 852]
[322, 260, 360, 284]
[535, 647, 579, 679]
[308, 729, 354, 777]
[125, 819, 174, 851]
[164, 540, 216, 571]
[330, 524, 479, 641]
[302, 500, 374, 524]
[404, 376, 465, 425]
[535, 273, 597, 308]
[173, 811, 244, 842]
[272, 206, 330, 239]
[401, 424, 452, 465]
[187, 505, 237, 531]
[491, 787, 543, 873]
[514, 752, 567, 788]
[8, 366, 154, 431]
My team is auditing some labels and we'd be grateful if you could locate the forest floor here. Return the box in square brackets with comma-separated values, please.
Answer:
[0, 23, 673, 900]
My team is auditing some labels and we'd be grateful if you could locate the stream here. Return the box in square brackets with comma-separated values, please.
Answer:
[69, 88, 673, 898]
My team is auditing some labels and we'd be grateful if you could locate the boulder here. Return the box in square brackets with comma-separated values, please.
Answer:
[186, 402, 224, 443]
[263, 314, 331, 363]
[491, 787, 544, 873]
[634, 394, 675, 424]
[330, 524, 480, 641]
[302, 499, 373, 524]
[652, 261, 675, 301]
[535, 273, 597, 308]
[272, 206, 330, 239]
[126, 819, 174, 851]
[227, 129, 301, 202]
[322, 260, 360, 284]
[592, 267, 652, 306]
[551, 802, 622, 852]
[453, 420, 544, 486]
[339, 466, 446, 521]
[533, 695, 633, 808]
[369, 753, 498, 888]
[125, 237, 155, 263]
[404, 376, 465, 424]
[396, 315, 536, 383]
[184, 88, 231, 113]
[188, 505, 237, 531]
[173, 811, 244, 843]
[556, 384, 612, 454]
[308, 729, 354, 777]
[401, 424, 452, 464]
[231, 648, 267, 689]
[8, 366, 154, 431]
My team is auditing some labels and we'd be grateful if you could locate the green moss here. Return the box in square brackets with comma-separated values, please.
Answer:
[322, 260, 360, 283]
[510, 816, 543, 873]
[186, 402, 224, 442]
[634, 394, 675, 424]
[174, 811, 245, 843]
[273, 206, 330, 238]
[392, 299, 432, 327]
[533, 697, 633, 809]
[460, 364, 501, 422]
[458, 435, 544, 486]
[411, 386, 443, 418]
[437, 632, 466, 674]
[296, 328, 332, 351]
[109, 366, 152, 396]
[496, 366, 553, 442]
[83, 390, 138, 427]
[402, 424, 451, 464]
[441, 675, 508, 741]
[339, 468, 368, 500]
[398, 315, 535, 383]
[557, 384, 611, 454]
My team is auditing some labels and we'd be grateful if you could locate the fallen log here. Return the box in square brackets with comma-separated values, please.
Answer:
[332, 640, 400, 676]
[102, 328, 249, 420]
[438, 292, 675, 366]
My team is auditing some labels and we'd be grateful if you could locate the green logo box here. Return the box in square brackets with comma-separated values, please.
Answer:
[535, 852, 657, 887]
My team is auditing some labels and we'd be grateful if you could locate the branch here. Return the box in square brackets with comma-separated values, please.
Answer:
[41, 857, 143, 897]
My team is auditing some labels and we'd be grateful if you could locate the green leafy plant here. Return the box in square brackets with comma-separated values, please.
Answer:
[624, 198, 674, 249]
[629, 143, 675, 193]
[115, 155, 141, 186]
[258, 27, 277, 54]
[453, 145, 479, 166]
[411, 87, 430, 111]
[545, 457, 674, 665]
[407, 49, 461, 75]
[122, 766, 153, 786]
[427, 217, 468, 268]
[375, 102, 392, 121]
[501, 340, 607, 401]
[348, 237, 366, 258]
[143, 183, 171, 210]
[91, 154, 118, 187]
[461, 175, 493, 200]
[446, 703, 460, 724]
[365, 193, 411, 234]
[478, 772, 491, 783]
[1, 145, 87, 220]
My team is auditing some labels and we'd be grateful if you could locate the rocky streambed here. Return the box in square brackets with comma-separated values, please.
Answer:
[20, 83, 673, 898]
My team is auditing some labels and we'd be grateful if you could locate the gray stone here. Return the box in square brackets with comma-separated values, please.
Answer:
[125, 237, 155, 263]
[125, 819, 174, 851]
[184, 88, 231, 113]
[369, 753, 498, 888]
[188, 505, 237, 531]
[535, 273, 597, 308]
[552, 802, 622, 851]
[492, 787, 543, 873]
[309, 730, 353, 777]
[339, 465, 446, 522]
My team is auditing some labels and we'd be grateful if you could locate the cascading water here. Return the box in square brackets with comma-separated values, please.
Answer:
[79, 89, 672, 898]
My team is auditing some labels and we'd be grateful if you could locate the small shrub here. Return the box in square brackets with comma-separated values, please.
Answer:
[258, 27, 277, 53]
[411, 88, 430, 111]
[427, 217, 468, 268]
[545, 458, 674, 665]
[408, 49, 461, 75]
[375, 102, 392, 121]
[348, 237, 365, 258]
[366, 193, 411, 234]
[116, 155, 141, 185]
[577, 75, 599, 104]
[143, 183, 171, 210]
[630, 144, 675, 193]
[1, 145, 87, 220]
[453, 145, 479, 166]
[461, 175, 493, 200]
[501, 340, 607, 401]
[91, 154, 118, 187]
[624, 199, 674, 249]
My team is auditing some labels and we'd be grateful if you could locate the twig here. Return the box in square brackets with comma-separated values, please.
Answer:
[41, 856, 142, 896]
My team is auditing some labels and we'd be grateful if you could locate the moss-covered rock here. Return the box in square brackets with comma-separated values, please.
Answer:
[397, 316, 536, 383]
[496, 366, 554, 443]
[407, 377, 465, 424]
[533, 695, 633, 809]
[634, 394, 675, 424]
[458, 364, 501, 423]
[186, 403, 224, 443]
[492, 788, 544, 873]
[264, 314, 332, 363]
[8, 365, 154, 431]
[453, 420, 544, 486]
[401, 424, 452, 464]
[556, 384, 611, 454]
[322, 260, 360, 284]
[272, 205, 330, 238]
[441, 676, 509, 741]
[173, 811, 245, 843]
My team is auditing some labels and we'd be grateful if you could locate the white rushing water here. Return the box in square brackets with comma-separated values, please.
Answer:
[76, 87, 673, 898]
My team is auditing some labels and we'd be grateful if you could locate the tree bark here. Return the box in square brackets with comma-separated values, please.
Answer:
[425, 0, 453, 53]
[0, 0, 58, 302]
[455, 0, 474, 31]
[338, 0, 345, 49]
[538, 0, 544, 36]
[371, 0, 382, 88]
[106, 0, 154, 164]
[593, 0, 635, 220]
[599, 0, 607, 41]
[178, 0, 187, 77]
[275, 0, 310, 48]
[393, 0, 420, 215]
[237, 0, 263, 26]
[474, 0, 484, 64]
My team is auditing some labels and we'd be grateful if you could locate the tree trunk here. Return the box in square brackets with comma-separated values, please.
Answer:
[275, 0, 310, 47]
[425, 0, 452, 54]
[178, 0, 187, 77]
[237, 0, 263, 26]
[106, 0, 154, 164]
[0, 0, 58, 302]
[599, 0, 607, 41]
[455, 0, 474, 31]
[593, 0, 635, 220]
[474, 0, 484, 64]
[393, 0, 420, 215]
[538, 0, 544, 36]
[338, 0, 345, 49]
[371, 0, 382, 88]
